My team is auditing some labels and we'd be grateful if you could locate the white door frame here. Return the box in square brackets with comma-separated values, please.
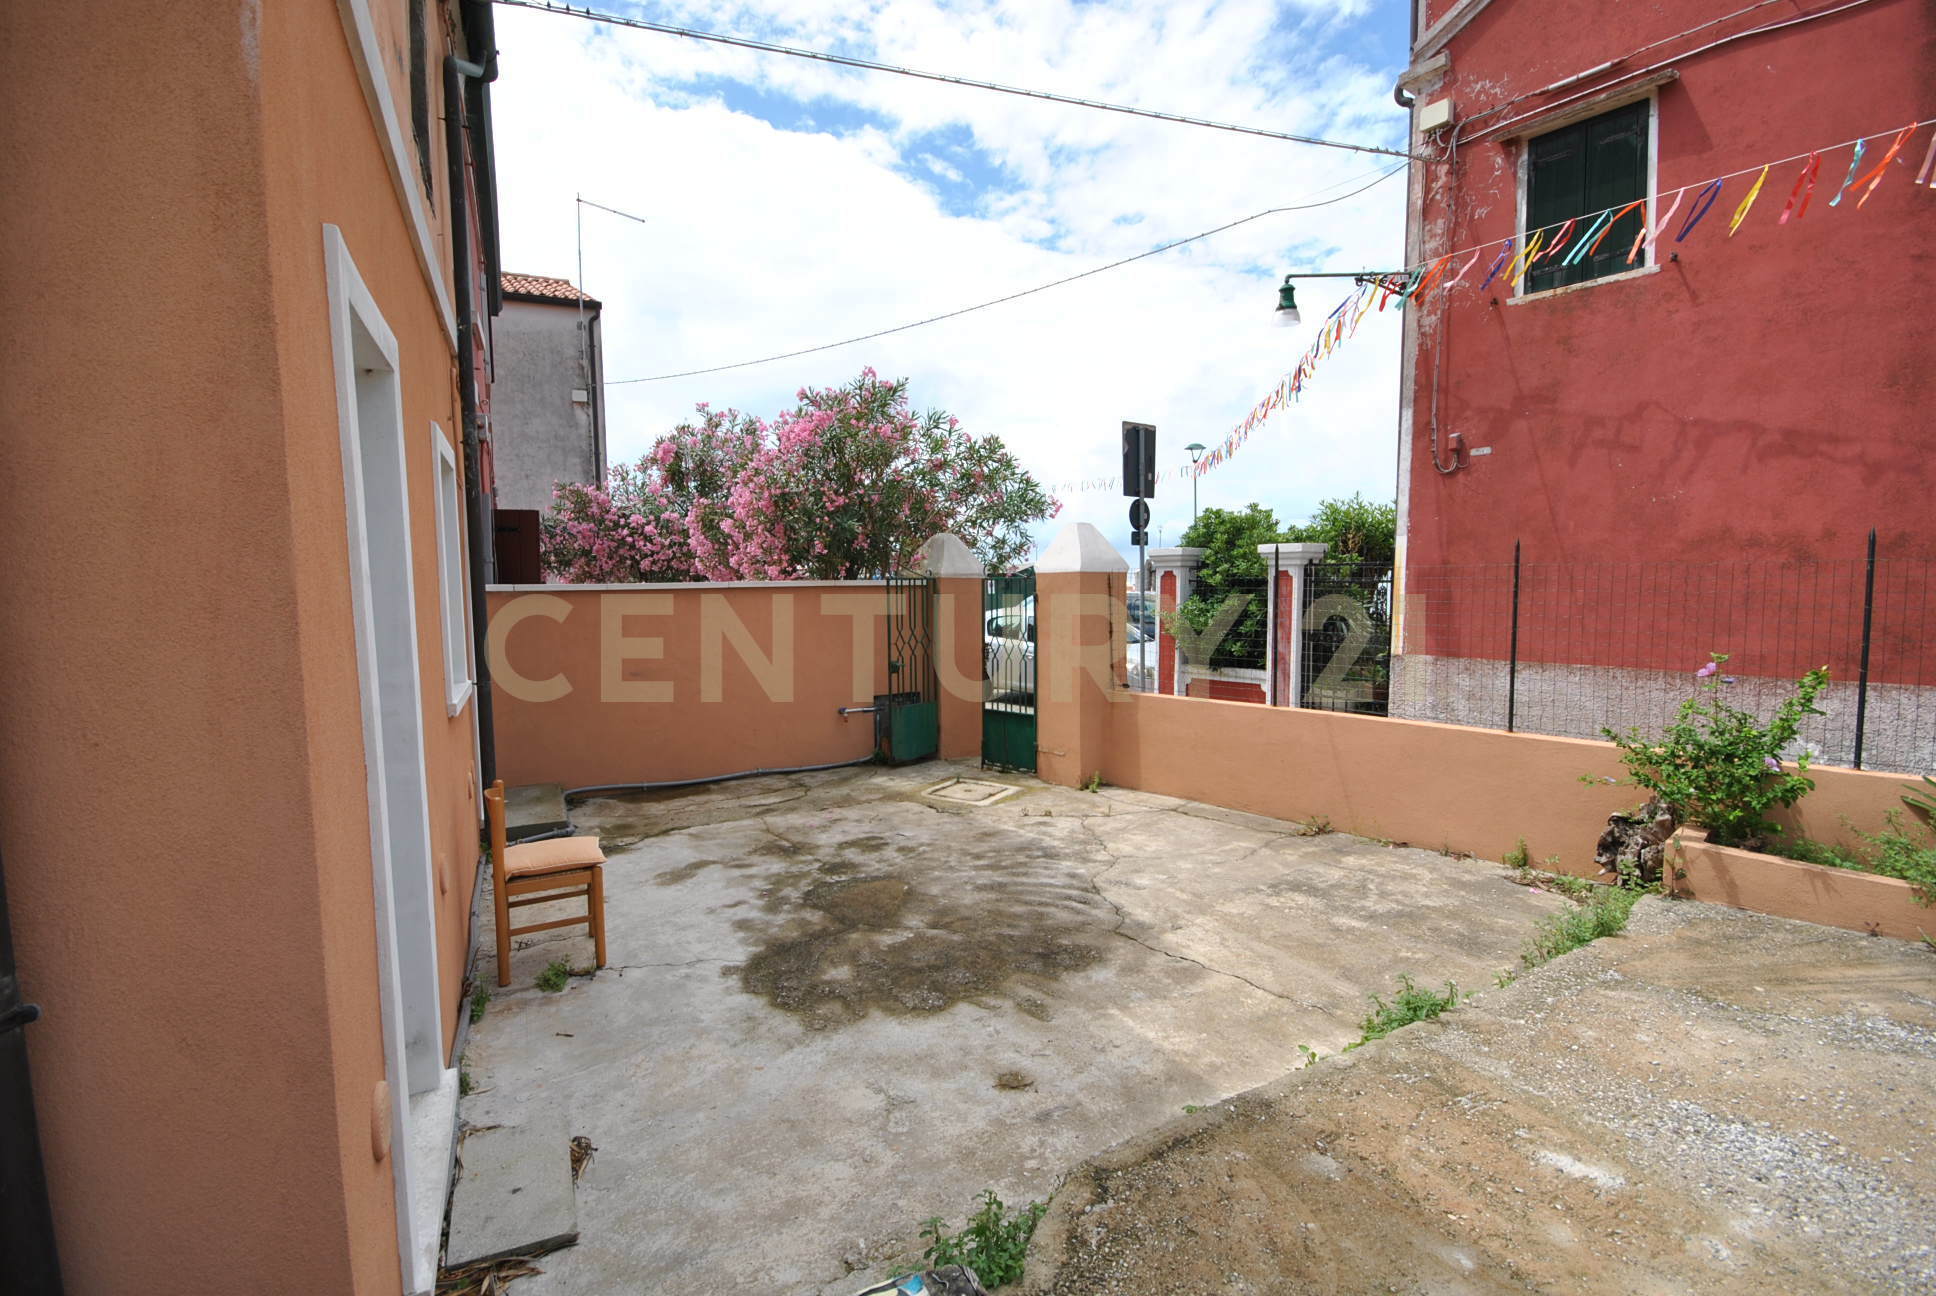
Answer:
[325, 224, 447, 1294]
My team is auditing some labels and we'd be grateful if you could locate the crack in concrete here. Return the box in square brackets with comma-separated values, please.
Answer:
[1072, 815, 1312, 1008]
[607, 958, 721, 976]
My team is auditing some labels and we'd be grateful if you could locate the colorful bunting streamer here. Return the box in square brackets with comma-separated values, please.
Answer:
[1728, 166, 1769, 235]
[1043, 120, 1933, 495]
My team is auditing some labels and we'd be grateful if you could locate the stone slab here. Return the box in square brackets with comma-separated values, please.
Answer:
[443, 1116, 578, 1270]
[505, 783, 568, 842]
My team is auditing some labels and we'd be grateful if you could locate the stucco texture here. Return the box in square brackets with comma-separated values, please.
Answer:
[486, 584, 960, 788]
[0, 2, 480, 1292]
[1404, 0, 1936, 568]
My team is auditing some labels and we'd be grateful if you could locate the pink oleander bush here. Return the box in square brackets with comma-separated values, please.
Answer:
[541, 369, 1059, 582]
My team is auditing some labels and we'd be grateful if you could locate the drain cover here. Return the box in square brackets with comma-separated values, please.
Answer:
[923, 777, 1020, 806]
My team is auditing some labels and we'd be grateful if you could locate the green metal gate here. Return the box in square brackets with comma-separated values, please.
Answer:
[881, 573, 939, 764]
[982, 568, 1037, 772]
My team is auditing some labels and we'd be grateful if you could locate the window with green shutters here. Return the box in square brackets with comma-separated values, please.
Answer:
[1524, 99, 1650, 293]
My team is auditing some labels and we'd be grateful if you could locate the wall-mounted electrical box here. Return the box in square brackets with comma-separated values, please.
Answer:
[1418, 98, 1454, 133]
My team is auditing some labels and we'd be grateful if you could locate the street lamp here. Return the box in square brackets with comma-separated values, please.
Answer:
[1275, 276, 1302, 325]
[1186, 442, 1206, 523]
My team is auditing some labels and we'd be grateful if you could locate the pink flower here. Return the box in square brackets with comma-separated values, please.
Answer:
[1695, 661, 1719, 679]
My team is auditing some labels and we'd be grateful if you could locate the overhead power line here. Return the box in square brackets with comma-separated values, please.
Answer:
[495, 0, 1421, 161]
[605, 164, 1407, 384]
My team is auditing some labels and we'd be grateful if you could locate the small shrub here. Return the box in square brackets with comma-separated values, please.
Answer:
[1593, 654, 1829, 851]
[1347, 975, 1458, 1049]
[1902, 774, 1936, 823]
[536, 960, 571, 993]
[919, 1189, 1047, 1289]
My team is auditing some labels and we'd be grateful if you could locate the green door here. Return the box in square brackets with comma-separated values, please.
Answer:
[982, 569, 1037, 772]
[882, 573, 939, 764]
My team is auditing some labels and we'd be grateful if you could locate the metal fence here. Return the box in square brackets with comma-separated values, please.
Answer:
[1153, 545, 1936, 774]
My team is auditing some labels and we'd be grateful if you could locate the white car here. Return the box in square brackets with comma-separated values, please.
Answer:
[985, 598, 1035, 701]
[986, 600, 1156, 697]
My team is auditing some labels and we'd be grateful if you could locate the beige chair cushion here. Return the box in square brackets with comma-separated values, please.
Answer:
[505, 834, 606, 878]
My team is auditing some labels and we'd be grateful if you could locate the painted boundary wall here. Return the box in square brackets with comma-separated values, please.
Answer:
[1099, 691, 1918, 876]
[486, 580, 984, 789]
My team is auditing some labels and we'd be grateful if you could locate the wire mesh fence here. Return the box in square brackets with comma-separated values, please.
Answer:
[1299, 561, 1394, 715]
[1148, 548, 1936, 774]
[1395, 554, 1936, 772]
[1169, 575, 1273, 703]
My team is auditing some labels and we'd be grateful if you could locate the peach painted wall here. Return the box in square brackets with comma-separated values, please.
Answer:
[488, 584, 971, 789]
[0, 3, 478, 1293]
[261, 0, 483, 1288]
[1102, 693, 1917, 876]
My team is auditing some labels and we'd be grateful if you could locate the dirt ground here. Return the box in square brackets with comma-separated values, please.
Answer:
[1021, 898, 1936, 1295]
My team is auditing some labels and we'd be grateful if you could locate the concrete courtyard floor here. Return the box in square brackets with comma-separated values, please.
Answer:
[456, 759, 1575, 1292]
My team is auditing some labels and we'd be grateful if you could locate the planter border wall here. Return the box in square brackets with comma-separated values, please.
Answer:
[1669, 828, 1932, 942]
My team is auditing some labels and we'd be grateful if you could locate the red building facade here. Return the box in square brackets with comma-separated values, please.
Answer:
[1396, 0, 1933, 568]
[1388, 0, 1935, 771]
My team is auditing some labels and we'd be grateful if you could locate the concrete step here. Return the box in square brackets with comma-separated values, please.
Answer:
[505, 783, 569, 842]
[443, 1117, 578, 1270]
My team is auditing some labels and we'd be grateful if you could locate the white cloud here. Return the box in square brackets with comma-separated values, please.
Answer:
[489, 0, 1412, 562]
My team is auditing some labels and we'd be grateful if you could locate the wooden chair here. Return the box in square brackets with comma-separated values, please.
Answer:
[484, 779, 607, 987]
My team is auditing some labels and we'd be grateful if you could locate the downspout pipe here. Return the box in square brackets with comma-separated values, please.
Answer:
[445, 49, 498, 787]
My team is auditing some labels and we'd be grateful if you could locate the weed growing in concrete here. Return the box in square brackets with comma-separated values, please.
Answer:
[1299, 815, 1333, 836]
[469, 986, 490, 1025]
[1503, 838, 1530, 870]
[1345, 976, 1459, 1050]
[1082, 772, 1103, 793]
[536, 960, 571, 993]
[1509, 858, 1599, 901]
[459, 1066, 474, 1097]
[1521, 885, 1643, 968]
[1182, 1104, 1204, 1114]
[1494, 970, 1517, 988]
[919, 1189, 1047, 1288]
[1297, 1044, 1320, 1068]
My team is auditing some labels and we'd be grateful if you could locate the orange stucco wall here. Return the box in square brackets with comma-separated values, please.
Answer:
[1, 3, 478, 1292]
[1101, 692, 1915, 875]
[488, 584, 977, 788]
[1672, 830, 1931, 942]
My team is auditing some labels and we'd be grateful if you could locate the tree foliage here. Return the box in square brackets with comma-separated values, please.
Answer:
[1171, 504, 1287, 669]
[541, 369, 1058, 582]
[1285, 492, 1397, 567]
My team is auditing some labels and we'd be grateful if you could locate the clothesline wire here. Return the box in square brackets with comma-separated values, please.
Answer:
[1400, 116, 1935, 276]
[1068, 115, 1936, 495]
[606, 164, 1408, 384]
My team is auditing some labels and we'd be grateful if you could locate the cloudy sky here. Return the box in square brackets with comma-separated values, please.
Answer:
[490, 0, 1414, 560]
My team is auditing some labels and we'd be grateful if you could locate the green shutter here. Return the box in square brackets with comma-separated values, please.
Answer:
[1525, 99, 1649, 293]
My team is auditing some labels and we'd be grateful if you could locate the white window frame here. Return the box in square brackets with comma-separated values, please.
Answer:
[1511, 84, 1663, 303]
[432, 423, 474, 716]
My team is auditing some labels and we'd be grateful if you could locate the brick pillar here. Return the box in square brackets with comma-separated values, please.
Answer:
[1147, 547, 1203, 696]
[1258, 542, 1329, 707]
[1034, 523, 1127, 788]
[917, 532, 985, 761]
